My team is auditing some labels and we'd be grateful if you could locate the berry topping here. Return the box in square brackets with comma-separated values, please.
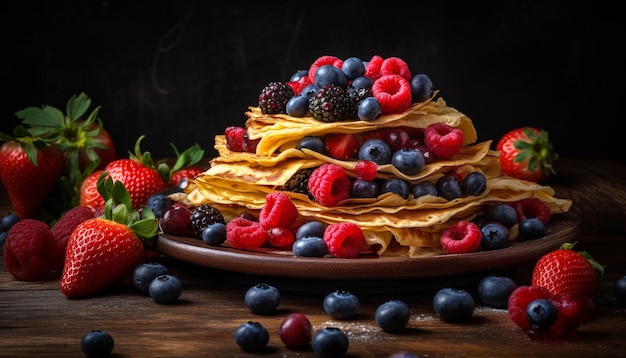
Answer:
[424, 123, 464, 160]
[308, 55, 343, 83]
[309, 85, 349, 122]
[323, 222, 364, 259]
[364, 54, 384, 81]
[258, 192, 299, 230]
[190, 204, 226, 239]
[225, 126, 246, 152]
[226, 217, 268, 250]
[380, 57, 412, 82]
[513, 198, 551, 225]
[371, 74, 412, 114]
[324, 133, 361, 160]
[355, 160, 378, 181]
[410, 73, 435, 103]
[266, 226, 295, 248]
[439, 220, 482, 254]
[258, 81, 294, 114]
[308, 164, 352, 207]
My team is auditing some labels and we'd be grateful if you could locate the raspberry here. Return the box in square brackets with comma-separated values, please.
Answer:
[439, 220, 482, 254]
[3, 219, 56, 280]
[508, 285, 554, 331]
[225, 126, 246, 152]
[371, 74, 412, 114]
[266, 226, 295, 248]
[355, 160, 378, 181]
[380, 57, 412, 83]
[323, 222, 364, 258]
[364, 55, 384, 81]
[226, 217, 268, 250]
[424, 123, 464, 160]
[513, 198, 551, 224]
[308, 55, 344, 83]
[259, 192, 299, 230]
[307, 164, 352, 207]
[50, 206, 95, 269]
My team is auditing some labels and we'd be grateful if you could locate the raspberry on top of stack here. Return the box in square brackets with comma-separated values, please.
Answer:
[178, 55, 572, 258]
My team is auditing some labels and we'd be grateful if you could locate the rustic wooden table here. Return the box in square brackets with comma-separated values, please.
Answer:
[1, 158, 625, 357]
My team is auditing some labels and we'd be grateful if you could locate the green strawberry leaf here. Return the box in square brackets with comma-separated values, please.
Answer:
[66, 92, 91, 121]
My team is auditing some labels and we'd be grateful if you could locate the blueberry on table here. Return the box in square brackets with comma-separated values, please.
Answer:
[525, 298, 558, 328]
[323, 290, 360, 320]
[80, 330, 114, 358]
[477, 276, 518, 309]
[132, 262, 169, 294]
[614, 276, 626, 305]
[433, 288, 475, 322]
[244, 283, 281, 314]
[311, 327, 349, 357]
[375, 299, 411, 333]
[148, 274, 182, 304]
[234, 321, 269, 352]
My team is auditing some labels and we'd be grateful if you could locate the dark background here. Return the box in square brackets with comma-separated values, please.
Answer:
[1, 0, 623, 162]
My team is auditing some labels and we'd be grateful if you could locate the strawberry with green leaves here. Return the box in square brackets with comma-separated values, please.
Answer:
[0, 135, 66, 219]
[531, 242, 605, 297]
[495, 127, 558, 183]
[61, 173, 159, 298]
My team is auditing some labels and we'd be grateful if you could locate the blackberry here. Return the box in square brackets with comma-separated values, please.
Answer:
[190, 204, 226, 239]
[345, 86, 371, 120]
[309, 85, 349, 122]
[258, 82, 294, 114]
[282, 168, 315, 199]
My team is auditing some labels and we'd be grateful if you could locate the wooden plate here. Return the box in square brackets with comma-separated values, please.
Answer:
[151, 211, 580, 282]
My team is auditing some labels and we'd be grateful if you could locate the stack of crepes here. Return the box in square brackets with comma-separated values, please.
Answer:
[177, 96, 572, 258]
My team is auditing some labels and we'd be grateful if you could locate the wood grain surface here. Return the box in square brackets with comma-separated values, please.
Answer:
[1, 158, 625, 357]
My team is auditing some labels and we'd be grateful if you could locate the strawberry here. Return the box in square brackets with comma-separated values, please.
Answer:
[163, 142, 205, 187]
[323, 133, 361, 160]
[79, 169, 105, 212]
[60, 176, 159, 298]
[495, 127, 558, 183]
[0, 139, 65, 219]
[50, 205, 95, 269]
[169, 165, 204, 187]
[531, 242, 605, 297]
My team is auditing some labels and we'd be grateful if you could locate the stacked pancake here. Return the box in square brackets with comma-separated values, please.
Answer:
[178, 96, 572, 257]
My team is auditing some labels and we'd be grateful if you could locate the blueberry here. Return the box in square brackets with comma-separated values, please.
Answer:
[358, 139, 391, 164]
[391, 148, 425, 176]
[477, 276, 518, 309]
[234, 321, 270, 352]
[148, 274, 182, 304]
[525, 298, 558, 328]
[0, 212, 20, 232]
[297, 136, 327, 155]
[436, 175, 463, 201]
[519, 217, 545, 239]
[357, 97, 382, 121]
[462, 172, 487, 196]
[323, 290, 360, 319]
[411, 181, 438, 198]
[295, 221, 326, 240]
[614, 276, 626, 305]
[0, 231, 7, 253]
[432, 288, 475, 323]
[480, 221, 510, 251]
[314, 65, 348, 88]
[351, 76, 374, 91]
[351, 178, 379, 198]
[289, 69, 309, 82]
[201, 222, 226, 246]
[410, 74, 434, 103]
[81, 330, 114, 358]
[132, 262, 169, 294]
[375, 299, 410, 333]
[311, 327, 349, 357]
[244, 283, 281, 314]
[286, 95, 310, 117]
[293, 236, 328, 257]
[301, 84, 319, 98]
[146, 193, 172, 219]
[381, 178, 410, 199]
[486, 204, 518, 228]
[341, 56, 366, 80]
[387, 351, 422, 358]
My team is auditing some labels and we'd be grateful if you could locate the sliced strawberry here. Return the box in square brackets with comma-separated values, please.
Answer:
[324, 133, 362, 161]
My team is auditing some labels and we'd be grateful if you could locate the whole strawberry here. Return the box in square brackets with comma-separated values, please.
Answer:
[496, 127, 558, 183]
[0, 138, 65, 219]
[531, 242, 604, 297]
[61, 176, 159, 298]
